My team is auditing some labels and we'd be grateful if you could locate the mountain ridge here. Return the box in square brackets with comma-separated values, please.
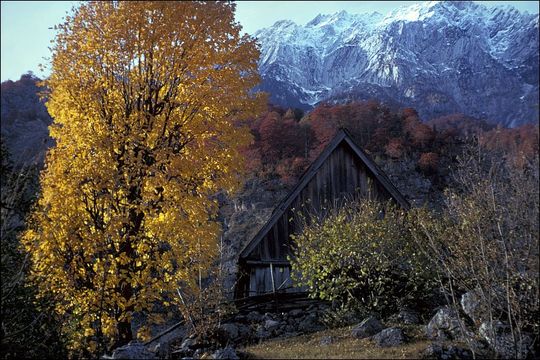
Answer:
[254, 1, 539, 127]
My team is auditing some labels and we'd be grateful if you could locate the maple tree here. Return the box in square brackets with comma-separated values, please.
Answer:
[21, 1, 264, 354]
[258, 110, 305, 165]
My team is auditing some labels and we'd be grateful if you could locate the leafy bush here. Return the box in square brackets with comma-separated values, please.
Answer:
[289, 200, 436, 317]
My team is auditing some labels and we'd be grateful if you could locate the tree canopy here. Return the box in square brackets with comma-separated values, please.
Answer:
[22, 1, 264, 354]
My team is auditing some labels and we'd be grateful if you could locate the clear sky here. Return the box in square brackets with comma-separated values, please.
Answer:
[1, 1, 538, 82]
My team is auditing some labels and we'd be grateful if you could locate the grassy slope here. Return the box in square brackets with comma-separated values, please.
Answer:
[241, 324, 433, 359]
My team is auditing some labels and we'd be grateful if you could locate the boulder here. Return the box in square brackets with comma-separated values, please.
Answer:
[351, 316, 384, 339]
[421, 342, 473, 359]
[461, 291, 483, 324]
[298, 313, 323, 333]
[255, 324, 270, 340]
[108, 340, 156, 359]
[264, 319, 280, 332]
[284, 324, 295, 333]
[219, 323, 239, 341]
[236, 323, 251, 339]
[171, 337, 198, 358]
[212, 346, 239, 360]
[426, 307, 465, 341]
[246, 311, 262, 323]
[320, 336, 334, 346]
[479, 321, 533, 359]
[372, 327, 405, 347]
[180, 337, 197, 350]
[395, 308, 420, 325]
[287, 317, 297, 326]
[288, 309, 303, 317]
[127, 319, 185, 359]
[193, 348, 206, 358]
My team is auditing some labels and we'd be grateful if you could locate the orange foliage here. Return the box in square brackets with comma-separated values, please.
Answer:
[427, 113, 494, 140]
[277, 156, 311, 185]
[242, 102, 537, 185]
[411, 123, 436, 147]
[385, 138, 405, 159]
[401, 107, 419, 119]
[403, 115, 435, 148]
[418, 152, 439, 174]
[479, 124, 539, 168]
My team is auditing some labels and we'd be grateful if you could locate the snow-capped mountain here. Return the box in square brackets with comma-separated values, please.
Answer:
[254, 1, 539, 127]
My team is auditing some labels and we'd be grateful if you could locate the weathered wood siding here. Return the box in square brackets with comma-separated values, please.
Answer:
[245, 141, 393, 264]
[248, 265, 290, 296]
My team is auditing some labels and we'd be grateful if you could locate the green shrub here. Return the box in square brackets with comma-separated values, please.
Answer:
[289, 200, 436, 317]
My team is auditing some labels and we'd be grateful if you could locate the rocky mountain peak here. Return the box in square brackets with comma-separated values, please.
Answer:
[255, 1, 539, 127]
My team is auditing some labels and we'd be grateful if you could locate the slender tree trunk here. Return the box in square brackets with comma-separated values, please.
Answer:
[113, 183, 143, 348]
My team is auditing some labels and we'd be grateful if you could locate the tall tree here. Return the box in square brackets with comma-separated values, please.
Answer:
[22, 1, 264, 354]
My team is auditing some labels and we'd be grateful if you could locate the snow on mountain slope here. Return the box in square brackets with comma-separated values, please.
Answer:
[254, 1, 539, 127]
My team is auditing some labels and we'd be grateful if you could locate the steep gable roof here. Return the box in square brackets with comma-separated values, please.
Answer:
[239, 128, 410, 259]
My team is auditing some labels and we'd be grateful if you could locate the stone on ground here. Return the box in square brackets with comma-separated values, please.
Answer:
[372, 327, 405, 347]
[351, 316, 384, 339]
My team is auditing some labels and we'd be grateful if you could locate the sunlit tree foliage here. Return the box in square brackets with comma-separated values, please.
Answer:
[21, 1, 264, 354]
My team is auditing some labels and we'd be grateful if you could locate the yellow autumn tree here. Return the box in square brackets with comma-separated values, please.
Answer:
[21, 1, 264, 354]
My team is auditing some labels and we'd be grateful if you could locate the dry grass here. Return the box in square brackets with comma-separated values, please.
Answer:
[240, 324, 432, 359]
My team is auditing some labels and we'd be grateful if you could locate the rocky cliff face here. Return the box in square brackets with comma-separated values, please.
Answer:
[0, 74, 53, 166]
[255, 1, 539, 127]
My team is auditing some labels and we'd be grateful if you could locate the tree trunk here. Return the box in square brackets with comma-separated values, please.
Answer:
[113, 183, 143, 348]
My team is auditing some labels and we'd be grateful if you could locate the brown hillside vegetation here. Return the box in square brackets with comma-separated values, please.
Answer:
[242, 101, 539, 186]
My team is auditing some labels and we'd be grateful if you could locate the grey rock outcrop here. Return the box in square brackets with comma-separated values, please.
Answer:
[212, 346, 239, 360]
[298, 313, 324, 333]
[351, 316, 384, 339]
[372, 327, 405, 347]
[479, 321, 533, 359]
[219, 323, 239, 341]
[264, 319, 280, 332]
[1, 74, 53, 167]
[460, 291, 483, 324]
[107, 341, 156, 359]
[394, 308, 421, 325]
[426, 307, 466, 341]
[421, 342, 474, 359]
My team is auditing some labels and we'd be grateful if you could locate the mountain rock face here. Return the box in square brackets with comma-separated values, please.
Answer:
[0, 74, 53, 166]
[255, 1, 539, 127]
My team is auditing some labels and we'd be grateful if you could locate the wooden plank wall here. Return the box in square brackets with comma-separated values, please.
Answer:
[247, 265, 309, 296]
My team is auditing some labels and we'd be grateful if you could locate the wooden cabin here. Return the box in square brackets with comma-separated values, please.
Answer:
[235, 129, 410, 298]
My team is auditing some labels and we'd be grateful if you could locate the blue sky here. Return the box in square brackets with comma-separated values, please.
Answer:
[1, 1, 538, 82]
